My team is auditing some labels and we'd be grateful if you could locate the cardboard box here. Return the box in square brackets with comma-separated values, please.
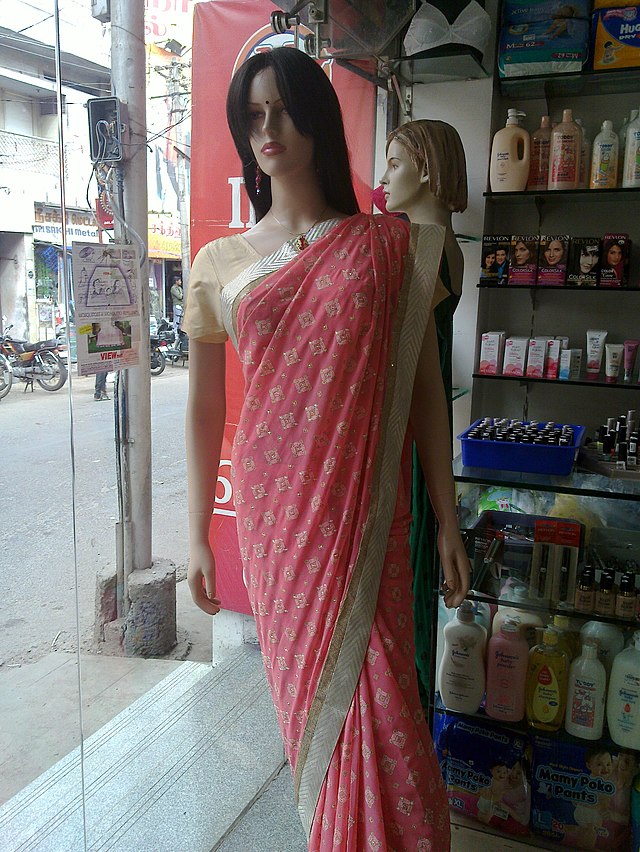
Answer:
[503, 336, 529, 376]
[599, 233, 631, 287]
[481, 235, 511, 285]
[559, 349, 582, 380]
[591, 6, 640, 71]
[479, 331, 506, 375]
[537, 235, 569, 285]
[527, 337, 552, 378]
[566, 237, 601, 287]
[509, 236, 539, 285]
[498, 19, 590, 77]
[501, 0, 592, 23]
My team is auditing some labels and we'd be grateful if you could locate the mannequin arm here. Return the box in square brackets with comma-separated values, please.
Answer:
[185, 339, 226, 614]
[410, 314, 470, 607]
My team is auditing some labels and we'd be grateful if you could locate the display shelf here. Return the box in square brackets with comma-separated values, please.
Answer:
[394, 46, 489, 85]
[483, 186, 640, 204]
[477, 282, 640, 292]
[450, 811, 570, 852]
[472, 371, 640, 390]
[452, 386, 469, 401]
[499, 67, 640, 99]
[452, 453, 640, 501]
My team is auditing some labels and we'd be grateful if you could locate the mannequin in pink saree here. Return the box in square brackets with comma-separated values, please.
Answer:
[184, 48, 469, 852]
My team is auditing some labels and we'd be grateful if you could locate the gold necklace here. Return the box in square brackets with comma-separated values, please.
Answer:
[270, 206, 329, 252]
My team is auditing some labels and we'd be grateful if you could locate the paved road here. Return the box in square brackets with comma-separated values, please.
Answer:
[0, 365, 191, 664]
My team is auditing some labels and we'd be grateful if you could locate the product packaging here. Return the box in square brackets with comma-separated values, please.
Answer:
[526, 336, 552, 378]
[544, 338, 562, 379]
[585, 329, 608, 378]
[623, 339, 640, 382]
[559, 349, 582, 380]
[498, 19, 590, 78]
[508, 235, 539, 285]
[433, 710, 532, 836]
[479, 331, 506, 375]
[481, 236, 511, 284]
[531, 733, 636, 849]
[623, 109, 640, 187]
[589, 120, 619, 188]
[490, 110, 531, 192]
[503, 336, 529, 376]
[530, 520, 557, 600]
[501, 0, 592, 23]
[591, 6, 640, 71]
[551, 521, 581, 605]
[438, 600, 487, 714]
[548, 109, 582, 190]
[575, 118, 590, 189]
[527, 115, 552, 190]
[604, 343, 624, 383]
[564, 641, 607, 740]
[580, 620, 625, 682]
[537, 235, 569, 285]
[493, 584, 544, 648]
[607, 631, 640, 749]
[526, 628, 569, 731]
[599, 233, 631, 287]
[632, 772, 640, 852]
[566, 237, 601, 286]
[485, 620, 529, 723]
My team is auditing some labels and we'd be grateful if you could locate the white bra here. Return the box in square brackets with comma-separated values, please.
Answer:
[403, 1, 492, 56]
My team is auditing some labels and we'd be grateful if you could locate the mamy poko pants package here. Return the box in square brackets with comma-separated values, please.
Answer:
[434, 710, 532, 836]
[531, 734, 637, 848]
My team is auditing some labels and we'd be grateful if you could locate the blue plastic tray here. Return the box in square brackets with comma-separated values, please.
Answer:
[458, 419, 586, 476]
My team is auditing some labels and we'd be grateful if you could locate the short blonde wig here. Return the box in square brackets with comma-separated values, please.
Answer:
[386, 119, 468, 213]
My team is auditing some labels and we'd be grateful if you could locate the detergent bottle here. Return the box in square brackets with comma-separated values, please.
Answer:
[490, 109, 530, 192]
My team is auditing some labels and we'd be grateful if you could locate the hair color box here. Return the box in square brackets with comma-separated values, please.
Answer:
[599, 233, 631, 287]
[508, 236, 539, 285]
[481, 235, 511, 285]
[566, 237, 601, 286]
[536, 235, 569, 285]
[526, 337, 552, 378]
[479, 331, 506, 375]
[591, 6, 640, 71]
[503, 337, 529, 376]
[559, 348, 582, 380]
[531, 733, 635, 848]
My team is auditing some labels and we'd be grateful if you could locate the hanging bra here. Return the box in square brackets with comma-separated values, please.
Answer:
[403, 1, 492, 56]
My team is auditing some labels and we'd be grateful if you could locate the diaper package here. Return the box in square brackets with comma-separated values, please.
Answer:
[498, 19, 590, 76]
[591, 6, 640, 71]
[502, 0, 591, 24]
[433, 710, 532, 836]
[531, 734, 636, 849]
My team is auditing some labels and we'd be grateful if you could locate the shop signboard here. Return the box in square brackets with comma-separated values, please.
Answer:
[33, 203, 100, 244]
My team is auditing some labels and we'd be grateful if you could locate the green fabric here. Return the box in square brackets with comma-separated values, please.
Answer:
[410, 252, 459, 709]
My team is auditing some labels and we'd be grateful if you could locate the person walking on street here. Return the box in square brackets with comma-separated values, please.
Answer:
[94, 370, 109, 401]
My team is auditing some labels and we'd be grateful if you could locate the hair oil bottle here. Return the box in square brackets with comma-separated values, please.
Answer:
[526, 628, 568, 731]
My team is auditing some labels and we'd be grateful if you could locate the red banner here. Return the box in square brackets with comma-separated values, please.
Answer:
[191, 0, 376, 613]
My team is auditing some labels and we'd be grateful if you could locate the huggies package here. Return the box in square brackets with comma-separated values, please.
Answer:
[591, 6, 640, 71]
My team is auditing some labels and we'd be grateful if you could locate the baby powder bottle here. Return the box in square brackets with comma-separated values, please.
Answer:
[590, 120, 619, 189]
[438, 600, 487, 714]
[548, 108, 581, 190]
[580, 620, 624, 683]
[564, 641, 606, 740]
[492, 584, 543, 648]
[490, 109, 530, 192]
[527, 115, 552, 191]
[575, 118, 590, 189]
[606, 631, 640, 749]
[623, 108, 640, 188]
[619, 108, 638, 185]
[485, 619, 529, 722]
[526, 628, 569, 731]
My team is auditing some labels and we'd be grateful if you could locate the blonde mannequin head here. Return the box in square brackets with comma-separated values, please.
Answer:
[386, 119, 468, 213]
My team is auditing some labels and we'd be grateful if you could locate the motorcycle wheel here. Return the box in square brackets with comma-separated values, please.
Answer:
[0, 353, 12, 399]
[35, 351, 68, 391]
[150, 346, 166, 376]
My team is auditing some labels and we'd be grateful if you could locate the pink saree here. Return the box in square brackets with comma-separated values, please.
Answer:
[224, 213, 450, 850]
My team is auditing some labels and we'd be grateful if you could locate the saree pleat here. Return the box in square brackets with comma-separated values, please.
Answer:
[227, 214, 449, 850]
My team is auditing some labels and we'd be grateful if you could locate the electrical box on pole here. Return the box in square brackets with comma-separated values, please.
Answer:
[87, 97, 127, 162]
[91, 0, 111, 24]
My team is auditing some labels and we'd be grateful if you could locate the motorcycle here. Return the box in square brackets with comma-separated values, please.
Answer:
[156, 317, 188, 366]
[0, 323, 68, 393]
[0, 352, 12, 400]
[150, 332, 166, 376]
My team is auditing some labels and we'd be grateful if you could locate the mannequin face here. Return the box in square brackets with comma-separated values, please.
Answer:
[247, 68, 315, 183]
[380, 139, 427, 215]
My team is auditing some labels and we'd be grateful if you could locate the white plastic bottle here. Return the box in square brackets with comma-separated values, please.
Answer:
[619, 109, 638, 185]
[492, 584, 543, 648]
[527, 115, 552, 191]
[606, 630, 640, 749]
[438, 600, 487, 714]
[623, 108, 640, 188]
[548, 108, 582, 190]
[590, 120, 619, 189]
[575, 118, 590, 189]
[564, 641, 607, 740]
[579, 620, 625, 683]
[490, 109, 530, 192]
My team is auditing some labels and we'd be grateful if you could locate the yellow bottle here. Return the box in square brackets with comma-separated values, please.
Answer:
[526, 628, 569, 731]
[551, 613, 580, 662]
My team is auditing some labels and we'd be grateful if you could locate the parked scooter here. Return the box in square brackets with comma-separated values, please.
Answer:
[0, 323, 68, 393]
[0, 352, 12, 400]
[150, 332, 166, 376]
[157, 317, 188, 365]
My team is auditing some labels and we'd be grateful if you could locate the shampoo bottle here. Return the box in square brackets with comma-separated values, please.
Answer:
[619, 108, 638, 185]
[548, 108, 581, 190]
[623, 108, 640, 188]
[527, 115, 552, 191]
[526, 628, 569, 731]
[580, 620, 624, 683]
[606, 631, 640, 749]
[490, 109, 530, 192]
[564, 641, 606, 740]
[575, 118, 590, 189]
[438, 600, 487, 714]
[589, 120, 619, 189]
[485, 618, 529, 722]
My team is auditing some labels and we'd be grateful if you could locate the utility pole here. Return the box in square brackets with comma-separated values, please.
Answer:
[111, 0, 152, 607]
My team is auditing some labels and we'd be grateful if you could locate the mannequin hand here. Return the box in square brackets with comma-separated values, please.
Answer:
[187, 542, 222, 615]
[437, 523, 470, 608]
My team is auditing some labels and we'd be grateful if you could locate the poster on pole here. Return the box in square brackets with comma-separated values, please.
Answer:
[71, 241, 142, 375]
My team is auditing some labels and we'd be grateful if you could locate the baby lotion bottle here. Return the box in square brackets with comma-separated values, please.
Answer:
[485, 619, 529, 722]
[526, 628, 569, 731]
[606, 631, 640, 749]
[438, 600, 487, 714]
[589, 120, 619, 189]
[623, 108, 640, 188]
[492, 584, 544, 648]
[527, 115, 552, 191]
[564, 641, 606, 740]
[580, 620, 625, 683]
[548, 108, 581, 190]
[490, 109, 530, 192]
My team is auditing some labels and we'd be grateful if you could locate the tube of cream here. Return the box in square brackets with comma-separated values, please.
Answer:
[623, 339, 640, 383]
[605, 343, 624, 383]
[585, 329, 608, 379]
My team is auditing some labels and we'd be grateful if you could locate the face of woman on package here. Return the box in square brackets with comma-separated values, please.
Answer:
[380, 139, 426, 214]
[246, 67, 315, 182]
[484, 252, 496, 269]
[513, 241, 531, 265]
[544, 239, 564, 266]
[579, 246, 599, 273]
[607, 242, 623, 265]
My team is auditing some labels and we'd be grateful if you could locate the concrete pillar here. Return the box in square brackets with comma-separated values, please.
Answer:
[123, 560, 177, 657]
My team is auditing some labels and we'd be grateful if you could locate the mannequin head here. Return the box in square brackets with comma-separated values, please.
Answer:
[383, 119, 468, 215]
[226, 47, 358, 221]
